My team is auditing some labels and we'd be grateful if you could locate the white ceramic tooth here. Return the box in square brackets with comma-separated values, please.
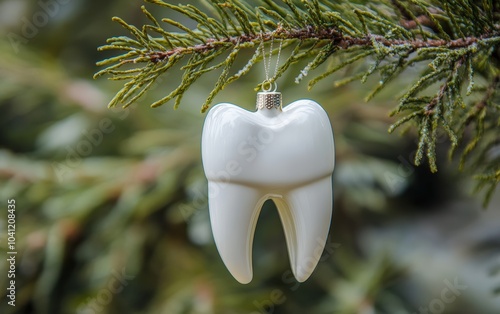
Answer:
[202, 98, 334, 284]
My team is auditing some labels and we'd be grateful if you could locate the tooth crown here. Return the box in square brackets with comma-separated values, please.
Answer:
[202, 99, 335, 284]
[203, 100, 334, 187]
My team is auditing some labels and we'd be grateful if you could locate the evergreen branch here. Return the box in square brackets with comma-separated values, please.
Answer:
[109, 30, 490, 65]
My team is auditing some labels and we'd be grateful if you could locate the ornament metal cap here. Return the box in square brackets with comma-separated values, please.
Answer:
[256, 91, 282, 110]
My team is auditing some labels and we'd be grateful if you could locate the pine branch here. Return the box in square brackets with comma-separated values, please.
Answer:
[106, 29, 486, 65]
[96, 0, 500, 206]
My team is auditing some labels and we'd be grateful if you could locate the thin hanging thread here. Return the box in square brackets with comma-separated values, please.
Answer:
[260, 32, 282, 92]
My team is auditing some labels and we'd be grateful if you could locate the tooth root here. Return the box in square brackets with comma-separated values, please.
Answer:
[208, 182, 264, 284]
[278, 176, 333, 282]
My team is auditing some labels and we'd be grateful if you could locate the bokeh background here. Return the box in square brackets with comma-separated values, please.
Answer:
[0, 0, 499, 313]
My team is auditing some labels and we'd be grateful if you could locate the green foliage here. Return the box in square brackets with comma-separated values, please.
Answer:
[3, 1, 500, 313]
[96, 0, 500, 205]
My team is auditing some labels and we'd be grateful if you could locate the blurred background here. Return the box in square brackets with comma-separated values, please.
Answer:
[0, 0, 499, 313]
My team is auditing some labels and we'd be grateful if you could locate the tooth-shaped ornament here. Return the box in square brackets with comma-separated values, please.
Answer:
[201, 90, 335, 284]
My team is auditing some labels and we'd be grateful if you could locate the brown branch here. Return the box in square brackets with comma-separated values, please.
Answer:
[138, 27, 496, 64]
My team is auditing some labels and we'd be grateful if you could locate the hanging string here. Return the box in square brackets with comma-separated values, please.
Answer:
[260, 31, 282, 92]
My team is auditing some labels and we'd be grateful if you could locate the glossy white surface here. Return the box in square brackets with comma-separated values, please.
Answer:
[201, 99, 335, 284]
